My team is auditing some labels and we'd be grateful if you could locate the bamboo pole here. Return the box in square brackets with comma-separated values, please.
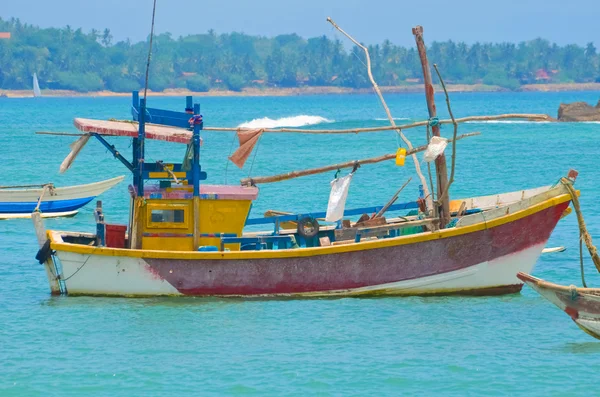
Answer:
[433, 64, 458, 208]
[326, 17, 433, 212]
[203, 113, 551, 133]
[0, 184, 52, 189]
[413, 25, 450, 228]
[240, 132, 479, 185]
[375, 177, 412, 218]
[36, 113, 552, 137]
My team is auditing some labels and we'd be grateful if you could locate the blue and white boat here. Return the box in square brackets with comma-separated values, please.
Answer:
[0, 176, 124, 219]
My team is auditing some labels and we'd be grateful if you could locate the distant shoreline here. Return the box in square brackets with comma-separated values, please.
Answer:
[2, 83, 600, 98]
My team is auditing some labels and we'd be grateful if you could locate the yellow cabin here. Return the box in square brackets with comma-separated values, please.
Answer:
[133, 184, 258, 252]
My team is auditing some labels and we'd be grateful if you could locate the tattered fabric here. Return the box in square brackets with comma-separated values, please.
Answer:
[228, 129, 264, 169]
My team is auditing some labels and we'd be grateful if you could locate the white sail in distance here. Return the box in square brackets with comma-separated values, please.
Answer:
[33, 73, 41, 97]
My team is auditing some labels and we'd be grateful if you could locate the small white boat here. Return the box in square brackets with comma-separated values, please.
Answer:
[0, 176, 124, 219]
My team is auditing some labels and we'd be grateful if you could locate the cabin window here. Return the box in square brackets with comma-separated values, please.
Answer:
[150, 209, 185, 223]
[145, 203, 190, 229]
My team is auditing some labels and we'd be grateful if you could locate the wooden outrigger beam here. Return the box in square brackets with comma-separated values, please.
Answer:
[203, 113, 552, 134]
[240, 132, 479, 186]
[37, 113, 552, 139]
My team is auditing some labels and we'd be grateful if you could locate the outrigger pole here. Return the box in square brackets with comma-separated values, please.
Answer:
[240, 132, 479, 185]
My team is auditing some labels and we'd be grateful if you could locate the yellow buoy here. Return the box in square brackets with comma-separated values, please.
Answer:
[395, 148, 406, 166]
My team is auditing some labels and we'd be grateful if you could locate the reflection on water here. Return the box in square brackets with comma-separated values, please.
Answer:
[561, 341, 600, 353]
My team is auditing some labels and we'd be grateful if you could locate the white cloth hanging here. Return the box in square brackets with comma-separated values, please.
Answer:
[423, 136, 448, 163]
[325, 173, 354, 222]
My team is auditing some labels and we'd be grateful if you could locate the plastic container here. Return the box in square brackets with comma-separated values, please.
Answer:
[198, 245, 219, 252]
[105, 224, 127, 248]
[395, 148, 406, 166]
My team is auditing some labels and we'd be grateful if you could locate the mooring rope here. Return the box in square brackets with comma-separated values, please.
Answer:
[580, 236, 588, 288]
[33, 184, 54, 212]
[561, 177, 600, 274]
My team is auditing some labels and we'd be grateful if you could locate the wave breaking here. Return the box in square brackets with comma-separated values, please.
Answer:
[238, 115, 333, 129]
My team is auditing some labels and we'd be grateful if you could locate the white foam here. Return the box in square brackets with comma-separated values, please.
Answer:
[238, 115, 333, 129]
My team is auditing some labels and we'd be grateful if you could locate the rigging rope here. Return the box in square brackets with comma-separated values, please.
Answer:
[561, 177, 600, 275]
[580, 236, 588, 288]
[246, 135, 262, 178]
[223, 132, 237, 184]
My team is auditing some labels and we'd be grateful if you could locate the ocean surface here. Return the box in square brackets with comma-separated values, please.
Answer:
[1, 91, 600, 396]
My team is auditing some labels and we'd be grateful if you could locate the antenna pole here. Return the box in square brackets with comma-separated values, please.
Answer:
[143, 0, 158, 102]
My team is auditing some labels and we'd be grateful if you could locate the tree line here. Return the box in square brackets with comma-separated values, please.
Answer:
[1, 17, 599, 93]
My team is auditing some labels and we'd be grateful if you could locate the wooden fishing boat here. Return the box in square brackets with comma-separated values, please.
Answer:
[32, 24, 573, 298]
[31, 89, 576, 297]
[517, 273, 600, 340]
[0, 176, 124, 219]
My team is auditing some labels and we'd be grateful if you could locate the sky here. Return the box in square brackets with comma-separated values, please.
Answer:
[1, 0, 599, 47]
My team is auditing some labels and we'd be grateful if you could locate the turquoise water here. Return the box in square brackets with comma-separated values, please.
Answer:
[1, 92, 600, 395]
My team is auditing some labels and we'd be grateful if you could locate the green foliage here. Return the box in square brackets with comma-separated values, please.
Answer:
[148, 75, 171, 92]
[186, 75, 211, 92]
[105, 75, 139, 92]
[54, 72, 104, 92]
[1, 16, 599, 93]
[225, 74, 245, 91]
[481, 66, 520, 90]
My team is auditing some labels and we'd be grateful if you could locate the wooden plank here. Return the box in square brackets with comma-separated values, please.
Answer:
[74, 118, 192, 144]
[335, 218, 437, 241]
[319, 236, 332, 247]
[356, 216, 386, 228]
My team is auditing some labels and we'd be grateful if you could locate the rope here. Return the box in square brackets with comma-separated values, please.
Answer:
[223, 132, 237, 184]
[33, 184, 54, 212]
[246, 135, 262, 178]
[428, 117, 440, 127]
[569, 284, 578, 300]
[143, 0, 158, 102]
[580, 235, 588, 288]
[561, 177, 600, 273]
[188, 115, 203, 127]
[164, 166, 180, 184]
[62, 253, 92, 281]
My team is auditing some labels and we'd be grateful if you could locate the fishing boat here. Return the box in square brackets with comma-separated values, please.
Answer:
[1, 176, 124, 219]
[518, 273, 600, 340]
[30, 87, 577, 297]
[32, 22, 576, 298]
[33, 73, 41, 97]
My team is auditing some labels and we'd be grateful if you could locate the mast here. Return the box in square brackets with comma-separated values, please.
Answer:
[412, 26, 451, 228]
[192, 102, 202, 250]
[137, 97, 146, 196]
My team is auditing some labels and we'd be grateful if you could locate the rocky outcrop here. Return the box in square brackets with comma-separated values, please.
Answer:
[558, 100, 600, 121]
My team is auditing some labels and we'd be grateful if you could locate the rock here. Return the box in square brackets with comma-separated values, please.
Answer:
[557, 100, 600, 122]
